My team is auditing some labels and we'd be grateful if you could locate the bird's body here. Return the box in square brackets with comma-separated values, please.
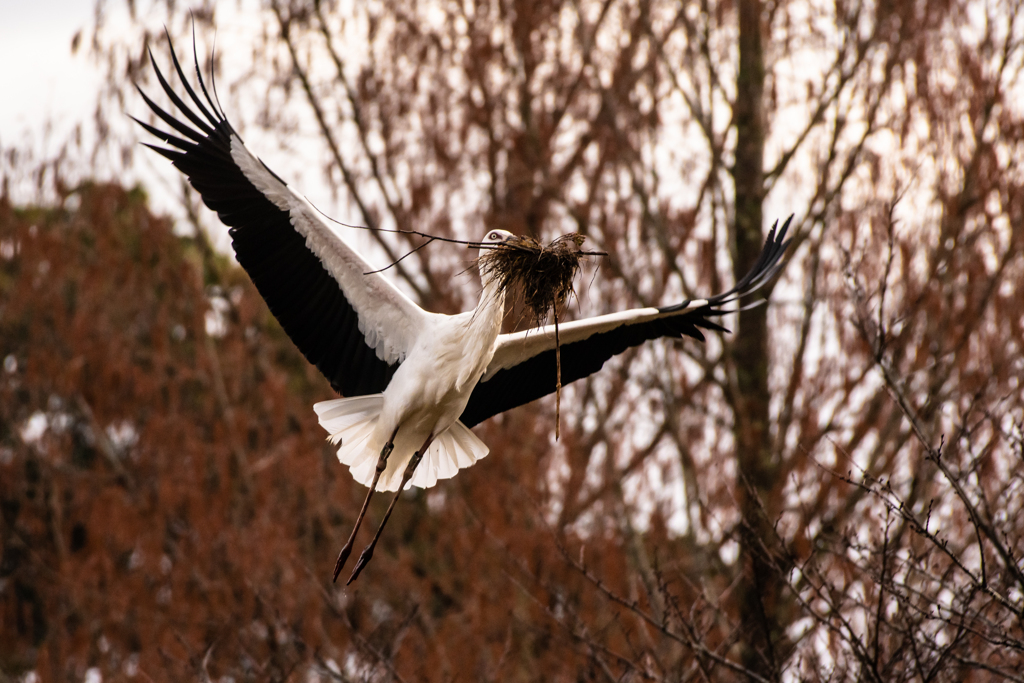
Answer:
[318, 263, 508, 491]
[136, 36, 792, 581]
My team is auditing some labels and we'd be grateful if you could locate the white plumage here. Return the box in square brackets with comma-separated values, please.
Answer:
[310, 237, 510, 491]
[316, 397, 488, 490]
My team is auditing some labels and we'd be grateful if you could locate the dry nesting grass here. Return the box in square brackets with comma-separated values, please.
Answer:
[477, 232, 598, 324]
[477, 232, 604, 438]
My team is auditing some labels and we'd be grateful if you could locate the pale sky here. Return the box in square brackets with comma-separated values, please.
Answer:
[0, 0, 245, 248]
[0, 0, 102, 148]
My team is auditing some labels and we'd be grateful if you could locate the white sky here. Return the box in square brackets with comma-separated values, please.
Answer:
[0, 0, 264, 252]
[0, 0, 102, 149]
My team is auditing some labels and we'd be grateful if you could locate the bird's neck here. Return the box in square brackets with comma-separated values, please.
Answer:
[463, 275, 505, 349]
[475, 275, 506, 322]
[442, 277, 505, 392]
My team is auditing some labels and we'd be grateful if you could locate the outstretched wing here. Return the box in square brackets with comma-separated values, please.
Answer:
[135, 36, 429, 397]
[459, 218, 792, 427]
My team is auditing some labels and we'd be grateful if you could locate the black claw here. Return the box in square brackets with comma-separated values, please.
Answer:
[347, 546, 374, 584]
[333, 543, 354, 582]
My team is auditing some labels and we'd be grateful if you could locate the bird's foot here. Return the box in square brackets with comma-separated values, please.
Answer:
[346, 442, 429, 584]
[332, 431, 397, 583]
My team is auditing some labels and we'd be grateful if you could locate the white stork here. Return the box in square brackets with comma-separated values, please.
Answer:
[135, 38, 791, 583]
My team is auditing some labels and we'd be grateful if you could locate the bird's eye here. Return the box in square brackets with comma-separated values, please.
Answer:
[488, 231, 501, 240]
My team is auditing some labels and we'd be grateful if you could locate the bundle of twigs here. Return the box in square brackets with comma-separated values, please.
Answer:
[477, 233, 604, 437]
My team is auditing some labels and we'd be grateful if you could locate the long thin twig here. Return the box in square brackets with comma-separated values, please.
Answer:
[476, 233, 604, 437]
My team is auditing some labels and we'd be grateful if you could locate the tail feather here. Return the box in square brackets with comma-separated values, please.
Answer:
[452, 425, 484, 468]
[313, 396, 490, 491]
[314, 395, 383, 439]
[408, 421, 489, 489]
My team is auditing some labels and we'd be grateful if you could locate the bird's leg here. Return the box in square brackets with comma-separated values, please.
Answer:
[333, 426, 400, 582]
[347, 434, 434, 584]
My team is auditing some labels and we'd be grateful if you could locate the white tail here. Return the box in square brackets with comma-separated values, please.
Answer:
[313, 396, 490, 491]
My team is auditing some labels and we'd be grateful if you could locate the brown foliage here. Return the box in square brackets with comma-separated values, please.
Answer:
[1, 184, 337, 678]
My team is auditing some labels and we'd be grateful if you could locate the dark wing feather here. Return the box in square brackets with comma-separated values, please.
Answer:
[136, 36, 397, 396]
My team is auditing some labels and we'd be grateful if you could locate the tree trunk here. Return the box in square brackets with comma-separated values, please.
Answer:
[731, 0, 785, 677]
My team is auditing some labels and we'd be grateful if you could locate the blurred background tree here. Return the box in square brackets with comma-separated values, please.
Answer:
[2, 0, 1023, 680]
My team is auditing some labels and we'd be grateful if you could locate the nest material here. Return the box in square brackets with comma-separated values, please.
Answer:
[477, 233, 603, 438]
[477, 232, 592, 324]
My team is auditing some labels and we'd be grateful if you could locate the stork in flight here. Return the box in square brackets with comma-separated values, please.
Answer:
[136, 37, 791, 583]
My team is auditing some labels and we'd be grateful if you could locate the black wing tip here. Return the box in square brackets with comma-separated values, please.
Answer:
[140, 141, 183, 163]
[724, 214, 794, 295]
[658, 215, 795, 317]
[767, 214, 794, 246]
[134, 32, 230, 147]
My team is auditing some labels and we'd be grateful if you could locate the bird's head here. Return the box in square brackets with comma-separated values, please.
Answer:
[475, 229, 515, 296]
[480, 229, 515, 247]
